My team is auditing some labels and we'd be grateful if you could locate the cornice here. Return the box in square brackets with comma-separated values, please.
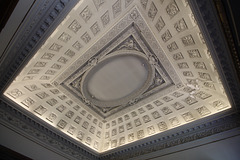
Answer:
[0, 99, 99, 160]
[0, 0, 78, 93]
[1, 97, 239, 160]
[99, 0, 240, 158]
[213, 0, 240, 81]
[100, 112, 240, 160]
[188, 0, 240, 110]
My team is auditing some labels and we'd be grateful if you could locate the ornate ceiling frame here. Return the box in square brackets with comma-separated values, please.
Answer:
[56, 8, 181, 118]
[0, 0, 239, 160]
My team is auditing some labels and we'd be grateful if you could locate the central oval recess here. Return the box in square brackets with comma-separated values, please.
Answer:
[85, 55, 149, 102]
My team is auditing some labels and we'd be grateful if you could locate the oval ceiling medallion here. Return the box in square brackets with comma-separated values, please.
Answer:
[81, 50, 154, 107]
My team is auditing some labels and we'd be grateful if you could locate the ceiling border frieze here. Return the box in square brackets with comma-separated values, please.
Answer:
[189, 0, 240, 110]
[0, 99, 99, 160]
[0, 0, 79, 93]
[1, 97, 239, 160]
[100, 112, 240, 160]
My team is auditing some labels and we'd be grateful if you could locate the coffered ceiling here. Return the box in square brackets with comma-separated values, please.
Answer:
[3, 0, 231, 153]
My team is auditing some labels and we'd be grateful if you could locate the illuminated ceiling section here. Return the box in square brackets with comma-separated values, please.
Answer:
[4, 0, 231, 153]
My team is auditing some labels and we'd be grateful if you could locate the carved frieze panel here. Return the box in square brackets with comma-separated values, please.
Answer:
[169, 117, 180, 126]
[91, 22, 100, 36]
[49, 43, 62, 52]
[138, 108, 145, 114]
[196, 106, 211, 116]
[81, 32, 91, 44]
[178, 62, 189, 69]
[119, 125, 124, 133]
[126, 122, 133, 130]
[80, 6, 92, 22]
[93, 0, 105, 10]
[68, 125, 76, 135]
[21, 97, 35, 107]
[64, 49, 75, 58]
[155, 16, 165, 32]
[46, 98, 58, 106]
[182, 112, 195, 122]
[147, 126, 155, 135]
[151, 111, 161, 119]
[188, 49, 201, 58]
[171, 102, 185, 110]
[36, 92, 49, 99]
[212, 100, 228, 110]
[57, 119, 67, 129]
[65, 110, 74, 119]
[166, 0, 180, 18]
[183, 97, 198, 105]
[34, 105, 47, 115]
[137, 130, 144, 139]
[171, 91, 183, 98]
[68, 20, 81, 33]
[28, 69, 40, 75]
[58, 32, 71, 43]
[167, 42, 178, 52]
[7, 89, 23, 99]
[153, 100, 163, 106]
[173, 52, 184, 60]
[161, 106, 173, 115]
[125, 0, 133, 8]
[158, 121, 168, 131]
[140, 0, 148, 9]
[161, 30, 172, 42]
[118, 117, 123, 123]
[56, 105, 66, 112]
[112, 0, 121, 18]
[101, 11, 110, 27]
[72, 41, 82, 51]
[34, 62, 47, 67]
[181, 35, 195, 46]
[131, 111, 137, 118]
[128, 133, 134, 142]
[77, 131, 84, 140]
[174, 18, 188, 33]
[134, 118, 142, 127]
[41, 53, 54, 60]
[57, 57, 68, 64]
[51, 63, 62, 70]
[46, 113, 57, 122]
[148, 2, 158, 20]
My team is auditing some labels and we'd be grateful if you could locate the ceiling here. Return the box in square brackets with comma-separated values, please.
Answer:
[2, 0, 232, 153]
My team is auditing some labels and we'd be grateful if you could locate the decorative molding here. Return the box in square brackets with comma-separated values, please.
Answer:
[100, 112, 240, 160]
[213, 0, 240, 81]
[0, 99, 99, 160]
[1, 98, 239, 160]
[0, 0, 239, 157]
[0, 0, 78, 93]
[188, 0, 240, 109]
[97, 0, 240, 158]
[58, 7, 181, 118]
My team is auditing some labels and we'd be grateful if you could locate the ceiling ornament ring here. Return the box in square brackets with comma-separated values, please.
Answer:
[81, 50, 155, 108]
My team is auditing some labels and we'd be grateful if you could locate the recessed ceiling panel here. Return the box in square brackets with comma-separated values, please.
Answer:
[59, 12, 180, 118]
[83, 52, 152, 104]
[3, 0, 232, 153]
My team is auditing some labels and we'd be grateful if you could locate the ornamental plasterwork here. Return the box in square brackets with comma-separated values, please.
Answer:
[3, 0, 231, 153]
[61, 14, 180, 117]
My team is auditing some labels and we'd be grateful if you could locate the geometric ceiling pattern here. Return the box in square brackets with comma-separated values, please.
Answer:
[4, 0, 231, 153]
